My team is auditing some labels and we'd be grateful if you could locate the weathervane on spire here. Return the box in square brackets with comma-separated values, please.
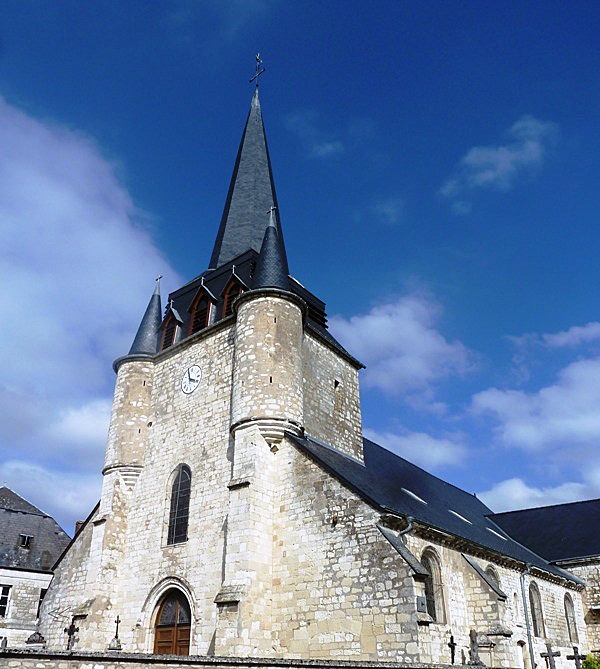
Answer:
[249, 53, 266, 87]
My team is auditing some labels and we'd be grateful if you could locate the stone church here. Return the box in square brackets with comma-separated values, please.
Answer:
[35, 85, 593, 668]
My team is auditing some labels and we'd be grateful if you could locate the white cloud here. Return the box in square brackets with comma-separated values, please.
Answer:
[440, 115, 557, 210]
[473, 356, 600, 451]
[0, 460, 101, 534]
[330, 294, 475, 398]
[478, 477, 588, 513]
[543, 322, 600, 348]
[285, 109, 345, 159]
[365, 427, 467, 471]
[0, 96, 182, 531]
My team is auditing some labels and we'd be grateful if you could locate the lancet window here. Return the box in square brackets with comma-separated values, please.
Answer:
[421, 549, 445, 623]
[528, 582, 545, 638]
[167, 465, 191, 545]
[564, 593, 578, 643]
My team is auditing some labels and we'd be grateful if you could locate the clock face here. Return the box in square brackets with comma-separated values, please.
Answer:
[181, 364, 202, 394]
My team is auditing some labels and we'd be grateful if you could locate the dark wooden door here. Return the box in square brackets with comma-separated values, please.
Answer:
[154, 590, 191, 655]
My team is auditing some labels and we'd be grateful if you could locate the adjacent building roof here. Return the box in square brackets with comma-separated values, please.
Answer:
[490, 498, 600, 563]
[288, 435, 581, 583]
[0, 486, 70, 572]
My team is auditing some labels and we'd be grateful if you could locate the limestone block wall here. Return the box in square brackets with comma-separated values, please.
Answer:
[0, 568, 51, 647]
[569, 561, 600, 649]
[39, 322, 237, 653]
[271, 440, 418, 662]
[302, 334, 363, 461]
[404, 534, 588, 669]
[232, 295, 304, 434]
[116, 323, 237, 655]
[103, 360, 155, 474]
[38, 506, 98, 648]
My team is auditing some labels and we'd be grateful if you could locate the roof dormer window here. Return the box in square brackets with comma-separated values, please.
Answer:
[19, 534, 33, 549]
[222, 278, 244, 318]
[161, 313, 179, 351]
[189, 292, 213, 335]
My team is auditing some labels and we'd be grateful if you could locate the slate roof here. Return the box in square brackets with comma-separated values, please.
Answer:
[209, 88, 288, 271]
[490, 499, 600, 563]
[127, 280, 162, 356]
[288, 435, 581, 583]
[0, 486, 70, 572]
[253, 210, 289, 290]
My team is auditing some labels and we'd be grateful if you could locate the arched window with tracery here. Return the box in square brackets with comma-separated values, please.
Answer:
[154, 589, 191, 655]
[188, 291, 213, 335]
[421, 549, 445, 623]
[564, 593, 578, 643]
[167, 465, 191, 545]
[222, 279, 244, 318]
[528, 582, 545, 638]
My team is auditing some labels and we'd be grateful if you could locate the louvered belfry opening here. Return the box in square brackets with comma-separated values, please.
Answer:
[222, 280, 244, 318]
[154, 589, 191, 655]
[189, 294, 211, 335]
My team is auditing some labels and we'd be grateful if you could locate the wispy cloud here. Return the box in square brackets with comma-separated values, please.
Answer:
[372, 197, 404, 225]
[440, 115, 557, 212]
[330, 293, 475, 400]
[543, 322, 600, 348]
[166, 0, 270, 46]
[0, 96, 182, 531]
[285, 109, 344, 159]
[365, 427, 467, 471]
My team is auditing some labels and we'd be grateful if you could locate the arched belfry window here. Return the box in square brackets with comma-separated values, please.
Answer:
[154, 589, 191, 655]
[564, 593, 578, 643]
[528, 582, 545, 638]
[222, 278, 244, 318]
[189, 291, 213, 335]
[421, 549, 446, 623]
[167, 465, 191, 545]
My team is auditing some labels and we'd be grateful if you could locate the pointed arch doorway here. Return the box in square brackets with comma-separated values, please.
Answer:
[153, 589, 191, 655]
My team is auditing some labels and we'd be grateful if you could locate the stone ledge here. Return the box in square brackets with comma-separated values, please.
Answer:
[0, 649, 512, 669]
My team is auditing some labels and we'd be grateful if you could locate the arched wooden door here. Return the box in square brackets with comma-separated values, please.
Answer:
[153, 590, 191, 655]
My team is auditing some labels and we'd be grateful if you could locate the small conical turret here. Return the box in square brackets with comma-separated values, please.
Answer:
[127, 278, 162, 355]
[253, 207, 289, 290]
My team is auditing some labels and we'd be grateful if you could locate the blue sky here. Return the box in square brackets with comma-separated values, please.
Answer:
[1, 1, 600, 533]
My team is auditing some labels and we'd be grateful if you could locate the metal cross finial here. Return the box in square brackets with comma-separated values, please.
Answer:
[114, 615, 121, 639]
[155, 274, 163, 284]
[249, 53, 266, 87]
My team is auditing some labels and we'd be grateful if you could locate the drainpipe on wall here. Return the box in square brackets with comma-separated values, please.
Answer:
[520, 564, 536, 669]
[399, 516, 414, 537]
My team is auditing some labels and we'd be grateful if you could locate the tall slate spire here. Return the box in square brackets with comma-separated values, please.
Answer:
[209, 88, 288, 270]
[253, 207, 289, 290]
[127, 279, 162, 355]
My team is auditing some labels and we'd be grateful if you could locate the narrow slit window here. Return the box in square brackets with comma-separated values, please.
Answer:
[19, 534, 33, 549]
